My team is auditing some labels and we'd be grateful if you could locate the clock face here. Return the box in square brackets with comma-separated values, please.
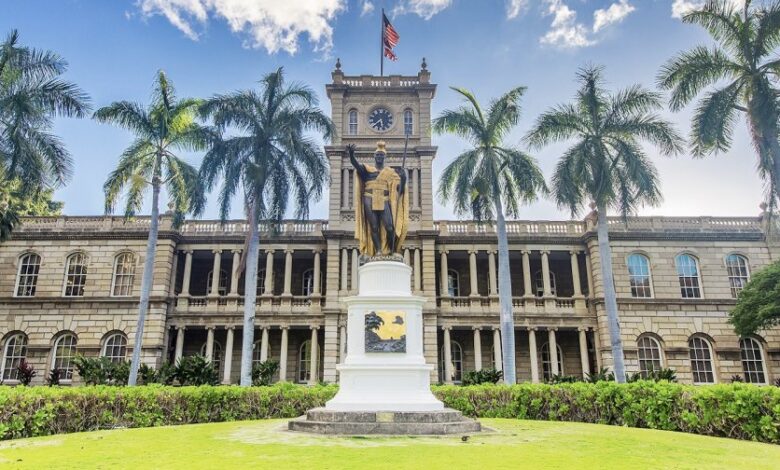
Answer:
[368, 107, 394, 132]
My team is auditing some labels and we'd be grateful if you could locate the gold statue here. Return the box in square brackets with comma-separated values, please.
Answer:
[348, 141, 408, 256]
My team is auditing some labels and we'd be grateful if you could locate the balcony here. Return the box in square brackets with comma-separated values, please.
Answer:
[438, 296, 587, 315]
[176, 294, 325, 314]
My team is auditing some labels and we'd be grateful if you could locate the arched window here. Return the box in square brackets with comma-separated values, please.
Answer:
[739, 337, 766, 384]
[206, 269, 228, 296]
[102, 332, 127, 363]
[63, 252, 88, 297]
[439, 341, 463, 383]
[1, 332, 28, 381]
[297, 340, 321, 383]
[447, 269, 460, 296]
[256, 268, 266, 296]
[403, 109, 413, 135]
[627, 253, 653, 298]
[52, 333, 77, 380]
[534, 270, 557, 297]
[111, 252, 136, 296]
[200, 341, 223, 374]
[725, 254, 750, 298]
[637, 335, 663, 377]
[348, 109, 358, 135]
[15, 253, 41, 297]
[675, 254, 702, 298]
[688, 336, 715, 384]
[540, 342, 564, 381]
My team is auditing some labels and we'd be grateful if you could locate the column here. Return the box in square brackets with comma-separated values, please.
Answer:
[522, 250, 532, 297]
[312, 250, 322, 295]
[174, 326, 185, 363]
[411, 169, 418, 209]
[260, 327, 269, 362]
[229, 250, 241, 296]
[579, 327, 590, 378]
[279, 327, 289, 382]
[308, 327, 320, 385]
[443, 327, 453, 384]
[283, 250, 293, 296]
[492, 327, 502, 372]
[570, 250, 583, 297]
[403, 248, 411, 265]
[350, 248, 359, 292]
[168, 251, 179, 296]
[528, 327, 540, 383]
[341, 167, 349, 208]
[548, 328, 559, 377]
[541, 250, 552, 297]
[469, 250, 479, 297]
[439, 250, 449, 297]
[222, 326, 234, 384]
[473, 328, 483, 371]
[209, 250, 222, 297]
[263, 250, 274, 295]
[585, 250, 595, 299]
[488, 250, 497, 296]
[413, 248, 422, 292]
[205, 327, 215, 363]
[341, 248, 349, 292]
[339, 325, 347, 362]
[179, 250, 193, 297]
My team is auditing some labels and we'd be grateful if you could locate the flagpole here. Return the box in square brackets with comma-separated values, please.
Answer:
[380, 8, 385, 77]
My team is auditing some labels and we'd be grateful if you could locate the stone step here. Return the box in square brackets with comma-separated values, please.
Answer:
[288, 417, 482, 435]
[305, 408, 467, 424]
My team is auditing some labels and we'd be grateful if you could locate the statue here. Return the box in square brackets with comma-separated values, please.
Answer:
[348, 141, 408, 257]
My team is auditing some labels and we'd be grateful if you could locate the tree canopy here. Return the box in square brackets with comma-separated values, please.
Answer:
[730, 260, 780, 336]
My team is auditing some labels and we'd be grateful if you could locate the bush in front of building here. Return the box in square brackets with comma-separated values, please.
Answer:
[461, 368, 502, 385]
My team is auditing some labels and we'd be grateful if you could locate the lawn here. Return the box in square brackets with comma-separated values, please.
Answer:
[0, 419, 777, 469]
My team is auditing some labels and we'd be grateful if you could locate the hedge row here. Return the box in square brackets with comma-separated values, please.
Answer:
[1, 382, 779, 443]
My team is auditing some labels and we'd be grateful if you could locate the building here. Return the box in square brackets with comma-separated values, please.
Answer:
[1, 63, 778, 386]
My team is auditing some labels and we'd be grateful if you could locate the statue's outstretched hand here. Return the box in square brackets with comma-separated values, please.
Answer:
[346, 144, 356, 155]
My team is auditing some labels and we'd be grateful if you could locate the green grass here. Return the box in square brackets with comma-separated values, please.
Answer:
[0, 419, 777, 469]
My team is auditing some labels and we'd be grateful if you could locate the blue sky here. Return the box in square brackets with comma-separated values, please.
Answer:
[2, 0, 762, 221]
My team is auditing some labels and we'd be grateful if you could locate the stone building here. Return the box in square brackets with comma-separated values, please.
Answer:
[1, 63, 778, 386]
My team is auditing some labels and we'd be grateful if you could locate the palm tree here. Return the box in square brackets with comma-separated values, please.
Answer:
[658, 0, 780, 206]
[94, 71, 207, 386]
[433, 87, 547, 384]
[525, 66, 683, 382]
[198, 68, 334, 386]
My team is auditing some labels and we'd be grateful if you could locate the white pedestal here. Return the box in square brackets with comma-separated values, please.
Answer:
[326, 260, 444, 412]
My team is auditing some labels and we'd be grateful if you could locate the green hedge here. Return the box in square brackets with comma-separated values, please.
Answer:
[1, 382, 779, 443]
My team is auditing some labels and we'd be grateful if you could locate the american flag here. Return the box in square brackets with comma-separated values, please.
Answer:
[383, 13, 399, 61]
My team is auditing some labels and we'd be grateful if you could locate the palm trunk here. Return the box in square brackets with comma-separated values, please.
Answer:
[596, 205, 626, 383]
[239, 204, 260, 386]
[127, 174, 161, 386]
[494, 196, 516, 384]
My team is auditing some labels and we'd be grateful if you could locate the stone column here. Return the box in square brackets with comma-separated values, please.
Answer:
[585, 250, 595, 299]
[205, 327, 215, 363]
[169, 251, 179, 296]
[469, 250, 479, 297]
[413, 248, 422, 292]
[283, 250, 293, 296]
[541, 250, 552, 297]
[179, 250, 193, 297]
[528, 327, 540, 383]
[229, 250, 241, 296]
[411, 169, 419, 209]
[341, 167, 349, 209]
[522, 250, 532, 298]
[308, 327, 320, 385]
[279, 327, 289, 382]
[260, 327, 269, 362]
[443, 326, 453, 384]
[209, 250, 222, 297]
[222, 327, 234, 384]
[439, 250, 450, 297]
[570, 250, 583, 297]
[473, 328, 482, 371]
[548, 328, 559, 377]
[340, 248, 349, 292]
[350, 248, 359, 292]
[579, 327, 590, 379]
[174, 326, 185, 363]
[488, 250, 497, 296]
[312, 250, 322, 295]
[403, 248, 411, 265]
[263, 250, 274, 295]
[339, 325, 347, 362]
[492, 327, 502, 372]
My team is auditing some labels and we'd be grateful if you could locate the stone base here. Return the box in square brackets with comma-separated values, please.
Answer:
[288, 408, 481, 435]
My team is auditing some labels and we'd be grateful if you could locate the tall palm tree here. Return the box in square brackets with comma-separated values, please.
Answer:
[525, 66, 683, 382]
[94, 71, 207, 386]
[433, 86, 547, 384]
[198, 68, 334, 386]
[658, 0, 780, 207]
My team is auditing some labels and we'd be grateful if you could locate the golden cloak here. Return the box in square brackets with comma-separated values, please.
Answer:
[354, 165, 409, 256]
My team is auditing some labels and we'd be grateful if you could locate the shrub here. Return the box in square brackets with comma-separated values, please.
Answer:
[16, 360, 36, 386]
[462, 368, 502, 385]
[585, 367, 614, 383]
[138, 363, 176, 385]
[72, 356, 130, 385]
[46, 369, 62, 387]
[252, 360, 280, 386]
[174, 355, 218, 386]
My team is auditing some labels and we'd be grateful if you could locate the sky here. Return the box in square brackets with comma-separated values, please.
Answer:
[2, 0, 764, 222]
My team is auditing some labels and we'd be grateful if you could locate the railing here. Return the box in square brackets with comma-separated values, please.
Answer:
[440, 296, 584, 314]
[340, 75, 422, 87]
[176, 294, 323, 312]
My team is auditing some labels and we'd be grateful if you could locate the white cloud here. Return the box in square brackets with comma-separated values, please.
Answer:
[506, 0, 529, 19]
[392, 0, 453, 20]
[671, 0, 742, 19]
[540, 0, 594, 48]
[136, 0, 346, 54]
[360, 1, 375, 17]
[593, 0, 635, 33]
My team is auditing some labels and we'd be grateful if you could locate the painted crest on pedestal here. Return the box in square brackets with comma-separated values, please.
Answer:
[365, 311, 406, 353]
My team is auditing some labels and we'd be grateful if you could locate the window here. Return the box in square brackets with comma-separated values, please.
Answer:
[297, 340, 320, 383]
[740, 337, 766, 384]
[302, 269, 317, 296]
[534, 270, 557, 297]
[540, 342, 564, 381]
[102, 333, 127, 363]
[1, 333, 28, 381]
[447, 269, 460, 296]
[206, 269, 228, 296]
[63, 252, 88, 297]
[200, 341, 223, 374]
[256, 268, 267, 296]
[627, 254, 653, 298]
[348, 109, 358, 135]
[637, 335, 663, 377]
[15, 253, 41, 297]
[403, 109, 413, 135]
[725, 254, 750, 298]
[440, 341, 463, 383]
[675, 254, 702, 298]
[688, 336, 715, 384]
[111, 252, 136, 296]
[52, 333, 77, 380]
